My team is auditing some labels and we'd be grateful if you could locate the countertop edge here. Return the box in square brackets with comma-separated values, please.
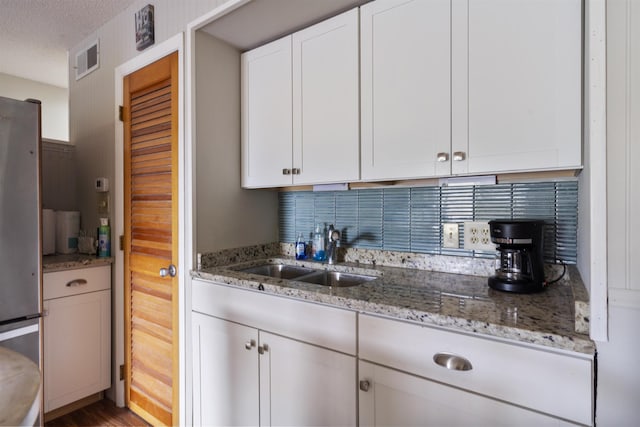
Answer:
[191, 267, 595, 356]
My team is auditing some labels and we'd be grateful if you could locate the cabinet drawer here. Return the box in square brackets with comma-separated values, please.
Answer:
[359, 314, 593, 425]
[44, 265, 111, 300]
[192, 279, 356, 355]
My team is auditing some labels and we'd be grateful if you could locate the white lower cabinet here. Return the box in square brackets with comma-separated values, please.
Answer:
[359, 314, 594, 426]
[359, 361, 574, 426]
[43, 265, 111, 413]
[191, 279, 357, 426]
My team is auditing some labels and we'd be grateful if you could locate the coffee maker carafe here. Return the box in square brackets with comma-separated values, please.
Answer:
[488, 219, 545, 293]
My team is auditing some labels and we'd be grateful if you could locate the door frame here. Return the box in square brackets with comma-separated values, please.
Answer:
[114, 33, 186, 422]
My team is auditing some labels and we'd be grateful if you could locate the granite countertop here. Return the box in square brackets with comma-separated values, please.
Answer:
[193, 252, 595, 355]
[43, 253, 113, 272]
[0, 346, 41, 426]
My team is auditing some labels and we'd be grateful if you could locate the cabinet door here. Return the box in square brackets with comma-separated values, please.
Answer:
[192, 313, 259, 427]
[453, 0, 582, 174]
[361, 0, 451, 180]
[241, 35, 293, 188]
[359, 361, 573, 427]
[43, 289, 110, 412]
[260, 331, 356, 427]
[292, 8, 360, 184]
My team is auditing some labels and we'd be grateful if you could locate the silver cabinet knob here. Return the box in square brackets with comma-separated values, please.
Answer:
[433, 352, 473, 371]
[159, 264, 177, 278]
[292, 168, 300, 175]
[282, 168, 291, 175]
[359, 380, 370, 392]
[453, 151, 466, 161]
[258, 344, 269, 355]
[436, 152, 449, 162]
[245, 340, 256, 351]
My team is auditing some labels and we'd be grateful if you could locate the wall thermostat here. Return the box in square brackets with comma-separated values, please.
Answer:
[95, 177, 109, 192]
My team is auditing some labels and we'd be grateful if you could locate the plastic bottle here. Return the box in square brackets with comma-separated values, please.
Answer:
[295, 233, 307, 260]
[98, 218, 111, 257]
[313, 224, 325, 261]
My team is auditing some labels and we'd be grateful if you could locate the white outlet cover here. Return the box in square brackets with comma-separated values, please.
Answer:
[464, 221, 496, 251]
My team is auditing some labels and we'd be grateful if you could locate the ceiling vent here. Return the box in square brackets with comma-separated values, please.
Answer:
[75, 39, 100, 80]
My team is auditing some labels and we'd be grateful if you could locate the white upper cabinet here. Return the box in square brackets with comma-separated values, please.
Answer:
[360, 0, 451, 180]
[242, 9, 359, 188]
[451, 0, 582, 175]
[293, 8, 360, 184]
[241, 35, 293, 188]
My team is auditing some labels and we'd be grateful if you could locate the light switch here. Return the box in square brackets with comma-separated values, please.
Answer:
[443, 223, 459, 249]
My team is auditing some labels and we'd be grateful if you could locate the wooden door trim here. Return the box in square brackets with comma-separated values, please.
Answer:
[114, 33, 184, 421]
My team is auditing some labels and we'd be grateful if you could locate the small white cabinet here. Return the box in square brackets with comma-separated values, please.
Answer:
[191, 279, 357, 426]
[451, 0, 582, 174]
[359, 361, 574, 427]
[241, 35, 293, 188]
[360, 0, 452, 180]
[241, 9, 359, 188]
[43, 265, 111, 413]
[361, 0, 582, 180]
[359, 314, 593, 426]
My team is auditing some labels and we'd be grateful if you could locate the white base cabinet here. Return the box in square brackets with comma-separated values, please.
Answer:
[359, 314, 594, 426]
[43, 265, 111, 413]
[359, 361, 574, 427]
[191, 279, 357, 426]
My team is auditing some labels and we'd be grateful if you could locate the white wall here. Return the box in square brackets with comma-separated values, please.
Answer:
[0, 73, 69, 141]
[68, 0, 224, 234]
[194, 31, 278, 252]
[595, 1, 640, 425]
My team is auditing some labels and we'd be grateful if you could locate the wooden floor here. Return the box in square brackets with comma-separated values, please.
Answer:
[45, 400, 150, 427]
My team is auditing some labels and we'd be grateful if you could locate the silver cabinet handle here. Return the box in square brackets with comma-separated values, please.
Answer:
[159, 264, 177, 278]
[453, 151, 466, 161]
[245, 340, 256, 351]
[258, 344, 269, 355]
[66, 279, 87, 287]
[433, 352, 473, 371]
[292, 168, 300, 175]
[436, 152, 449, 162]
[359, 380, 370, 392]
[282, 168, 291, 175]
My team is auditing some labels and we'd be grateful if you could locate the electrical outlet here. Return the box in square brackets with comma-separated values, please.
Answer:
[443, 223, 459, 248]
[464, 221, 496, 251]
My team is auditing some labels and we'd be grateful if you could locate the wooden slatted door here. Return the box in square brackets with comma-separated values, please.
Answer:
[123, 52, 179, 426]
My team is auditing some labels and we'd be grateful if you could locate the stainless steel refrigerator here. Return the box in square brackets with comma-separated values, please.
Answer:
[0, 96, 42, 370]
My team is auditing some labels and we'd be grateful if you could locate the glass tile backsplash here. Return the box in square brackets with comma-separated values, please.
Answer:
[279, 180, 578, 264]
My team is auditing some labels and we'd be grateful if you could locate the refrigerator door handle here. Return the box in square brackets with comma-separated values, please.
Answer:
[0, 313, 42, 327]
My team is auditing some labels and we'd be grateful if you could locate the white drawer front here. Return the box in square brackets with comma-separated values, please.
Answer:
[44, 265, 111, 300]
[359, 314, 593, 425]
[192, 279, 356, 355]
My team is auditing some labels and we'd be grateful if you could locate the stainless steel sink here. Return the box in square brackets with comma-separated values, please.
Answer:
[296, 271, 377, 288]
[239, 264, 316, 280]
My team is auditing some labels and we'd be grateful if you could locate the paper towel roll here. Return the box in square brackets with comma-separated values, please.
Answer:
[55, 211, 80, 254]
[42, 209, 56, 255]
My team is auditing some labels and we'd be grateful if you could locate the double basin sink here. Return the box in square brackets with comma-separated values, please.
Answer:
[238, 263, 377, 288]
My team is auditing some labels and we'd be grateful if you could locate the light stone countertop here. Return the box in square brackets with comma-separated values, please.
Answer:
[192, 248, 595, 356]
[0, 346, 41, 426]
[43, 253, 113, 272]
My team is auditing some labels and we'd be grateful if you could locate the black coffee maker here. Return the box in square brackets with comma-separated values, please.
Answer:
[488, 219, 546, 293]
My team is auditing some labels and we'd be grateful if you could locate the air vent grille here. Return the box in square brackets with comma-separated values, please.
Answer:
[75, 40, 99, 80]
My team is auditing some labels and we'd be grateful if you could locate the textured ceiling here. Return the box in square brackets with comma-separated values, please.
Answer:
[0, 0, 136, 88]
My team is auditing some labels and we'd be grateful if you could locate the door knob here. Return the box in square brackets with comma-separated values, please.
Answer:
[159, 264, 177, 278]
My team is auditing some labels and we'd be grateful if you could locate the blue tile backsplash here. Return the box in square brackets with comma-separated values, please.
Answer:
[279, 180, 578, 264]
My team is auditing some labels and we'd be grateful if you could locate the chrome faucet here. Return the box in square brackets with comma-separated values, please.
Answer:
[326, 225, 341, 264]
